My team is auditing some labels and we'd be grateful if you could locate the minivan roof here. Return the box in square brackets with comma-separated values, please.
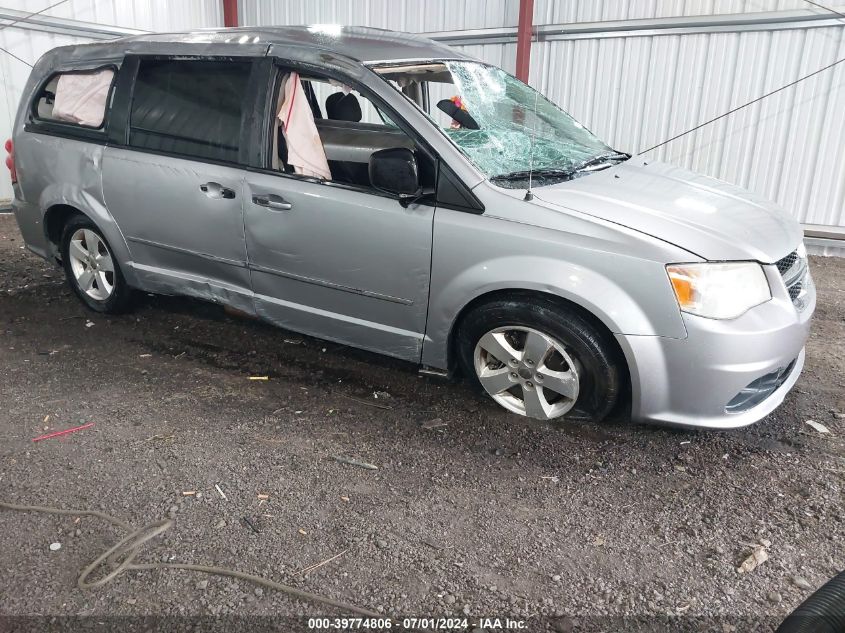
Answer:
[53, 25, 473, 66]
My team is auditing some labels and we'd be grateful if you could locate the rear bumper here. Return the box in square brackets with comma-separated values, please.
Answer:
[618, 266, 815, 429]
[12, 197, 50, 259]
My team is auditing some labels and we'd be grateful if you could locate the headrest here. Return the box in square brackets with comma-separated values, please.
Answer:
[437, 97, 480, 130]
[326, 92, 362, 122]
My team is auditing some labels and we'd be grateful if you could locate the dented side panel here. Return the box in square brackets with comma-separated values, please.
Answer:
[244, 172, 434, 362]
[101, 147, 253, 311]
[13, 133, 138, 280]
[11, 52, 133, 278]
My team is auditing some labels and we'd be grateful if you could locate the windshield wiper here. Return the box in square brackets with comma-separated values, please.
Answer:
[568, 152, 630, 174]
[490, 168, 573, 183]
[491, 152, 631, 184]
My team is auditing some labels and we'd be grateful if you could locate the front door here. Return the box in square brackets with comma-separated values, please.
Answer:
[243, 174, 434, 361]
[242, 67, 438, 361]
[103, 58, 255, 306]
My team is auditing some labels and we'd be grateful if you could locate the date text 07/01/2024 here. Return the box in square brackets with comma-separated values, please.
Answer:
[307, 617, 528, 630]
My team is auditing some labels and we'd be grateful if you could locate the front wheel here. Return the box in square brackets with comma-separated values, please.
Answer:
[456, 297, 622, 422]
[60, 215, 133, 313]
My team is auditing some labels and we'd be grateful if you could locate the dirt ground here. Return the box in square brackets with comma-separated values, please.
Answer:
[0, 212, 843, 632]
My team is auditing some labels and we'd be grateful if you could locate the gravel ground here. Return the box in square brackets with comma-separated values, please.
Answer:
[0, 213, 844, 632]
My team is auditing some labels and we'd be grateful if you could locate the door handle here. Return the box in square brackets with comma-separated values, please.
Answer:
[200, 182, 236, 199]
[252, 194, 293, 211]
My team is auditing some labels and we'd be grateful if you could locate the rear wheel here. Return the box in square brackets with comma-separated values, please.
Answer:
[456, 297, 622, 422]
[60, 216, 133, 313]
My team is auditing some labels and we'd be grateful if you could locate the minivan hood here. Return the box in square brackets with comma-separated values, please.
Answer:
[533, 161, 801, 262]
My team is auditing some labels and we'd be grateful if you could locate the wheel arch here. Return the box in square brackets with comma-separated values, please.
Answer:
[44, 203, 84, 253]
[38, 191, 137, 287]
[422, 248, 687, 381]
[446, 288, 629, 386]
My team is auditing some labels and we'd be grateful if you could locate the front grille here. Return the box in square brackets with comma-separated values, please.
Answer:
[774, 248, 808, 309]
[775, 251, 798, 276]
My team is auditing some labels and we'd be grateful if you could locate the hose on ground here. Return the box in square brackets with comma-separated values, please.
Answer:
[776, 569, 845, 633]
[0, 500, 380, 617]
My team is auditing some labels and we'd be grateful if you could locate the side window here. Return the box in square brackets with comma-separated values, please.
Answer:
[33, 68, 114, 128]
[307, 79, 398, 127]
[271, 69, 434, 190]
[129, 59, 252, 163]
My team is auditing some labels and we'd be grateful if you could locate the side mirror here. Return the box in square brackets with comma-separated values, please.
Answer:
[369, 147, 420, 198]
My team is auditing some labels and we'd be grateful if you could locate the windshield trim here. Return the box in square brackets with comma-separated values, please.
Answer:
[363, 57, 471, 68]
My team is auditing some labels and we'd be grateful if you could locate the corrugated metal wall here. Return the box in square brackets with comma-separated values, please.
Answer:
[1, 0, 843, 248]
[0, 0, 222, 202]
[531, 26, 845, 231]
[534, 0, 831, 21]
[5, 0, 220, 33]
[239, 0, 845, 246]
[240, 0, 520, 32]
[238, 0, 829, 28]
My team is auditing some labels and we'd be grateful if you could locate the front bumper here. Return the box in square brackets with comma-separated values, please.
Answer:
[617, 265, 815, 429]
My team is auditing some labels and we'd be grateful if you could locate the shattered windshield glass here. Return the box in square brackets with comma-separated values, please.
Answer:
[375, 61, 625, 188]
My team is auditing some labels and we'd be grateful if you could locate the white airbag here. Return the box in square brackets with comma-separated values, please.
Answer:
[53, 69, 114, 128]
[279, 72, 332, 180]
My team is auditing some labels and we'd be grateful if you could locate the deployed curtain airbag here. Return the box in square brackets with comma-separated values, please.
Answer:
[52, 69, 114, 128]
[279, 72, 332, 180]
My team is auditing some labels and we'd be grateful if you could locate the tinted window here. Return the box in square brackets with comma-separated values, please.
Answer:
[129, 60, 251, 163]
[34, 68, 114, 128]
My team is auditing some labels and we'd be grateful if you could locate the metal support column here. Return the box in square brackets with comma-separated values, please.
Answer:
[515, 0, 534, 82]
[223, 0, 238, 27]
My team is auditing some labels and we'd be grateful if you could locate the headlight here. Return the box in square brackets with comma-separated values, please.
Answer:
[667, 262, 771, 319]
[796, 241, 807, 259]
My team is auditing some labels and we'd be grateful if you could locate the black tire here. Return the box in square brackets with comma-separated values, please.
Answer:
[60, 215, 133, 314]
[456, 296, 622, 422]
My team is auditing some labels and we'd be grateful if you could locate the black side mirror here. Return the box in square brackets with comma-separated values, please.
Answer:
[369, 147, 420, 199]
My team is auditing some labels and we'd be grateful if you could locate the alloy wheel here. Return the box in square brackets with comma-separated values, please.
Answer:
[68, 228, 115, 301]
[473, 326, 580, 420]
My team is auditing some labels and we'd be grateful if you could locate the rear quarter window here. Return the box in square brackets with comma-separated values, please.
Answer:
[33, 68, 115, 129]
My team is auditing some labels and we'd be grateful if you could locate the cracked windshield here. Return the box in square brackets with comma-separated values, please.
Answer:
[375, 60, 628, 188]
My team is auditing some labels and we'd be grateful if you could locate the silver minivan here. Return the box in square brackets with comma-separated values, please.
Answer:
[7, 26, 814, 429]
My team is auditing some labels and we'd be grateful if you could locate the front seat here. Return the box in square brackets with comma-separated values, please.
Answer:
[324, 91, 367, 185]
[326, 92, 362, 122]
